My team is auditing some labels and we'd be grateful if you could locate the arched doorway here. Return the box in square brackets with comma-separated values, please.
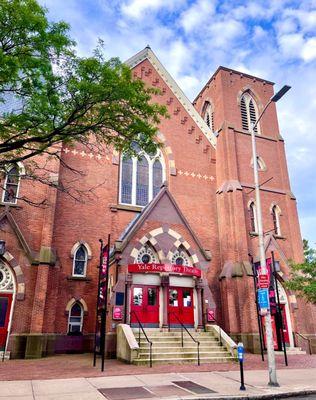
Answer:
[0, 262, 15, 354]
[276, 281, 294, 348]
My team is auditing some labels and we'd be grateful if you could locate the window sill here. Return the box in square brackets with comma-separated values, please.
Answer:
[110, 204, 143, 212]
[275, 235, 286, 240]
[0, 202, 22, 208]
[67, 276, 92, 282]
[249, 231, 258, 236]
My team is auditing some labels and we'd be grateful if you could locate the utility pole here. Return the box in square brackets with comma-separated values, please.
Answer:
[250, 85, 291, 386]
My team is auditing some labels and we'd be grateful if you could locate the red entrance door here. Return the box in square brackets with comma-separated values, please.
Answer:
[0, 293, 12, 350]
[130, 285, 159, 326]
[262, 306, 290, 350]
[168, 287, 194, 327]
[279, 304, 290, 344]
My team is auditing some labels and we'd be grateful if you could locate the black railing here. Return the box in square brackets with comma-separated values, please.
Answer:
[130, 311, 153, 367]
[168, 311, 200, 366]
[293, 332, 312, 355]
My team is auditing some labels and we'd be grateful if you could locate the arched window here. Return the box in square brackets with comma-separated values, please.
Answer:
[171, 247, 191, 266]
[2, 164, 21, 204]
[249, 201, 258, 233]
[68, 302, 83, 334]
[73, 245, 88, 277]
[240, 93, 260, 134]
[272, 205, 281, 236]
[119, 151, 165, 207]
[202, 102, 214, 132]
[136, 244, 159, 264]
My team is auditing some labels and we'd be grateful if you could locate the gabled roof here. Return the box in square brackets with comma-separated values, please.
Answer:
[115, 185, 211, 261]
[125, 46, 217, 149]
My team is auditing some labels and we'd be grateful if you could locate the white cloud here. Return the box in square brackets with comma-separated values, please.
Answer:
[121, 0, 181, 19]
[301, 37, 316, 61]
[278, 33, 304, 58]
[180, 0, 216, 32]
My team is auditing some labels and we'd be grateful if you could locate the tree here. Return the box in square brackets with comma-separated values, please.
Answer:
[285, 239, 316, 304]
[0, 0, 167, 202]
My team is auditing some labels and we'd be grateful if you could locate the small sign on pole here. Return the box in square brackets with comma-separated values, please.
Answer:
[258, 274, 269, 289]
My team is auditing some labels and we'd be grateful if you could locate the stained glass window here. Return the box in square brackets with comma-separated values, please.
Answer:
[153, 159, 163, 197]
[73, 245, 87, 277]
[68, 302, 83, 334]
[3, 165, 20, 204]
[136, 156, 149, 206]
[121, 156, 133, 204]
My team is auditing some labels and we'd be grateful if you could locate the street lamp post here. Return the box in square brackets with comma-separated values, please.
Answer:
[250, 85, 291, 386]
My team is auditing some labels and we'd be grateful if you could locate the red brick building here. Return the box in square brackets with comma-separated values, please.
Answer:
[1, 46, 315, 359]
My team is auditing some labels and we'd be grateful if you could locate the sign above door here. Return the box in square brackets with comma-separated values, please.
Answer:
[128, 263, 201, 277]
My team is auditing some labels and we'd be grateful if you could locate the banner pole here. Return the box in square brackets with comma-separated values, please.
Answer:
[101, 234, 111, 372]
[93, 239, 103, 367]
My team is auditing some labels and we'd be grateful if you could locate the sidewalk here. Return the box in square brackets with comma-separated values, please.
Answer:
[1, 369, 316, 400]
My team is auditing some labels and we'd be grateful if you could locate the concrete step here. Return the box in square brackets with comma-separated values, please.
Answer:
[138, 336, 218, 342]
[137, 351, 229, 359]
[138, 340, 219, 347]
[138, 345, 225, 353]
[275, 347, 306, 355]
[133, 356, 235, 365]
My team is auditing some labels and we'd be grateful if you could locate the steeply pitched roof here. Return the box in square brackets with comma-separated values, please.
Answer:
[116, 185, 211, 261]
[125, 46, 217, 149]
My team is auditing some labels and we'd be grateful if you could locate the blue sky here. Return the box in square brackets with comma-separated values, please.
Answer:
[39, 0, 316, 246]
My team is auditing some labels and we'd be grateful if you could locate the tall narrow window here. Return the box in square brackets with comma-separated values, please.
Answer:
[249, 202, 258, 233]
[203, 102, 214, 132]
[2, 165, 20, 204]
[240, 93, 260, 134]
[73, 245, 88, 277]
[136, 156, 149, 206]
[121, 156, 133, 204]
[272, 205, 281, 236]
[68, 302, 83, 334]
[153, 159, 163, 197]
[119, 151, 164, 207]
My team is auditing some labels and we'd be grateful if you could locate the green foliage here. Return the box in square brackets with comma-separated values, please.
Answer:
[285, 239, 316, 304]
[0, 0, 167, 168]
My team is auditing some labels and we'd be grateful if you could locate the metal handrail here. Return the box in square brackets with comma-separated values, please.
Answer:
[294, 332, 312, 355]
[168, 311, 200, 366]
[130, 311, 153, 367]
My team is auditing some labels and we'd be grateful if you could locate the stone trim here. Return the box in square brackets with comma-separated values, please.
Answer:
[65, 297, 88, 315]
[70, 241, 92, 260]
[156, 131, 177, 176]
[2, 251, 25, 300]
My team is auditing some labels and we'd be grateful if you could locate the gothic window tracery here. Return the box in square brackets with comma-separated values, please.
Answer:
[240, 92, 260, 134]
[202, 101, 214, 132]
[136, 245, 159, 264]
[0, 263, 14, 292]
[171, 249, 191, 266]
[119, 150, 165, 207]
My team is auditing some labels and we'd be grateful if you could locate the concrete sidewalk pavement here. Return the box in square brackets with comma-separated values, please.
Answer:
[1, 369, 316, 400]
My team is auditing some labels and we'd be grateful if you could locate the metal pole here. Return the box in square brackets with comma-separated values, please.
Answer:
[101, 234, 111, 372]
[271, 251, 288, 366]
[93, 239, 103, 367]
[250, 122, 278, 386]
[240, 361, 246, 391]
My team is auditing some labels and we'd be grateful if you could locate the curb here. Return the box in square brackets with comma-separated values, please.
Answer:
[189, 389, 316, 399]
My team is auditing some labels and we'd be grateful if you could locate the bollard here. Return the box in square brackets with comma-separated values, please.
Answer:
[237, 342, 246, 391]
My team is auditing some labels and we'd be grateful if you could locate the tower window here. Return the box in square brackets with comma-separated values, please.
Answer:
[202, 101, 214, 132]
[240, 93, 260, 134]
[272, 205, 281, 236]
[249, 202, 258, 233]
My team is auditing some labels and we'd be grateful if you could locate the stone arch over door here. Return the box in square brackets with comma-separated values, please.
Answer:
[1, 251, 25, 300]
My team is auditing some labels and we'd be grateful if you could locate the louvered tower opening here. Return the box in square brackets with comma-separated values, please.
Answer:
[240, 97, 249, 131]
[249, 99, 258, 133]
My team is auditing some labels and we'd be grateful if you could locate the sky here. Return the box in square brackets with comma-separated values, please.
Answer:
[39, 0, 316, 246]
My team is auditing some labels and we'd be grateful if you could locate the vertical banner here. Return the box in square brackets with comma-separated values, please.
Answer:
[93, 235, 110, 371]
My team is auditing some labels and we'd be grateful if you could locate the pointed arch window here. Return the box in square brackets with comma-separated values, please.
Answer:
[249, 201, 258, 233]
[2, 164, 21, 204]
[119, 150, 165, 207]
[68, 302, 84, 334]
[202, 101, 214, 132]
[240, 93, 260, 134]
[171, 247, 191, 266]
[73, 245, 88, 277]
[272, 205, 281, 236]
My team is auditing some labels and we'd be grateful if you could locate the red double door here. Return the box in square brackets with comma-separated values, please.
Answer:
[0, 293, 13, 350]
[130, 285, 159, 327]
[168, 287, 194, 327]
[262, 304, 290, 350]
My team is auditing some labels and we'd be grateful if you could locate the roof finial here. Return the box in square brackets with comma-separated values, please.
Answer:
[145, 44, 151, 49]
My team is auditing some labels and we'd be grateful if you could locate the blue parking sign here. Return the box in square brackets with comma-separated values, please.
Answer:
[257, 289, 269, 309]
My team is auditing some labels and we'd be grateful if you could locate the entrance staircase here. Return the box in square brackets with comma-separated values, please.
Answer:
[132, 329, 236, 365]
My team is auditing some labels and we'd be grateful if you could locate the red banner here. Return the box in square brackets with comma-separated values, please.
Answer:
[128, 263, 201, 277]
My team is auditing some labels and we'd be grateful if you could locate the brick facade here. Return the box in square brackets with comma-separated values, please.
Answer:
[0, 47, 315, 359]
